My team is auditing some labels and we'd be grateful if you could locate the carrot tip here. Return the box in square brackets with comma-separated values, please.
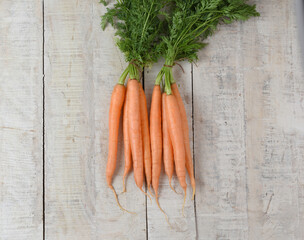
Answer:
[191, 187, 196, 201]
[140, 188, 152, 203]
[148, 185, 154, 198]
[110, 186, 136, 215]
[122, 176, 127, 193]
[169, 179, 178, 194]
[155, 195, 172, 228]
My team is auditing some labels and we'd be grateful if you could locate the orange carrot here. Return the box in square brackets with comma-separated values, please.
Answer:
[127, 80, 144, 192]
[139, 83, 153, 196]
[150, 85, 170, 223]
[122, 80, 132, 192]
[162, 93, 175, 193]
[106, 84, 133, 213]
[165, 93, 187, 213]
[171, 83, 196, 199]
[150, 85, 162, 196]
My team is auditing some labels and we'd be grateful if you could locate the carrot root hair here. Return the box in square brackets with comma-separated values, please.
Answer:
[110, 186, 136, 214]
[155, 194, 172, 228]
[148, 185, 154, 198]
[140, 188, 152, 203]
[182, 188, 187, 217]
[169, 179, 178, 194]
[191, 186, 196, 200]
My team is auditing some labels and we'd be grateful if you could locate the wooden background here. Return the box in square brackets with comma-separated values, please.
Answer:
[1, 0, 304, 239]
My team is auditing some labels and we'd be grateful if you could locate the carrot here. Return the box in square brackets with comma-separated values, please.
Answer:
[106, 84, 134, 213]
[165, 93, 187, 214]
[139, 83, 153, 197]
[171, 83, 196, 199]
[122, 80, 132, 192]
[150, 85, 162, 196]
[150, 85, 171, 223]
[127, 80, 145, 193]
[162, 93, 176, 193]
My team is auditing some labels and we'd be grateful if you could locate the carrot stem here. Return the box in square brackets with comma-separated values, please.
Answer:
[155, 71, 164, 85]
[164, 70, 172, 95]
[119, 62, 143, 84]
[119, 67, 129, 85]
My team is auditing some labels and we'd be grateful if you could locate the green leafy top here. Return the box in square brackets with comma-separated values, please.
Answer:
[101, 0, 167, 83]
[156, 0, 259, 94]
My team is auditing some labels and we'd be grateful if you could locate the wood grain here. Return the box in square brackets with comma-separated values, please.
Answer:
[0, 0, 43, 239]
[144, 61, 197, 239]
[193, 21, 248, 239]
[243, 1, 304, 239]
[194, 0, 304, 239]
[44, 0, 146, 239]
[1, 0, 304, 239]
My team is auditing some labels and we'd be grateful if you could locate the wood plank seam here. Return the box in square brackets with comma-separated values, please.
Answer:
[191, 62, 198, 239]
[42, 0, 46, 239]
[241, 31, 249, 239]
[143, 68, 149, 240]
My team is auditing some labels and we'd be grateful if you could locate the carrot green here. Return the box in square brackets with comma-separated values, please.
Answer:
[155, 0, 260, 94]
[101, 0, 167, 83]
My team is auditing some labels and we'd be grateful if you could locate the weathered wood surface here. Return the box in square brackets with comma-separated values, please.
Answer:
[44, 0, 146, 239]
[244, 1, 304, 239]
[193, 20, 248, 240]
[194, 0, 304, 239]
[0, 0, 43, 239]
[1, 0, 304, 239]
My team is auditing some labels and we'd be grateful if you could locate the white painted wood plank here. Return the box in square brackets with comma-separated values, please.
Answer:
[0, 0, 43, 239]
[193, 18, 248, 240]
[44, 0, 146, 239]
[194, 0, 304, 239]
[242, 1, 304, 239]
[145, 61, 196, 239]
[93, 2, 147, 239]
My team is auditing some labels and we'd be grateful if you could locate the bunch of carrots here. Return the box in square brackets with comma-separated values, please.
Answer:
[102, 0, 259, 219]
[107, 77, 191, 216]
